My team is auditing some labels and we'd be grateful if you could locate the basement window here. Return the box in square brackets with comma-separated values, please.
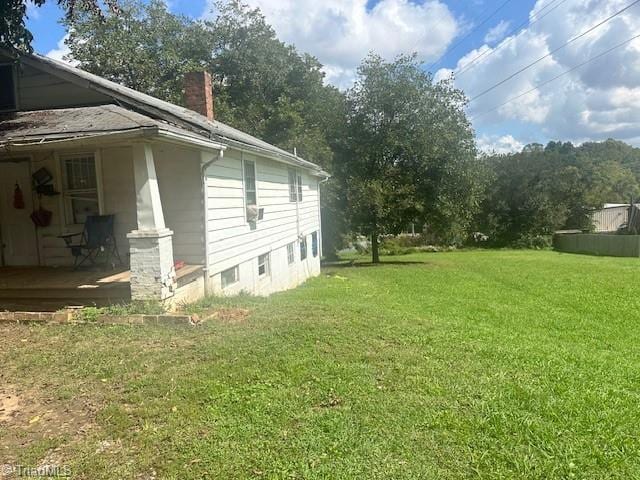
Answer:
[258, 253, 270, 277]
[0, 64, 17, 111]
[300, 235, 307, 261]
[221, 265, 239, 289]
[287, 242, 295, 264]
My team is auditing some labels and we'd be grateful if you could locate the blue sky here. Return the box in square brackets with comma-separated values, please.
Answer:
[26, 0, 640, 153]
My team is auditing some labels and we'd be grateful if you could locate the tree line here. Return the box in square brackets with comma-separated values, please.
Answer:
[5, 0, 640, 261]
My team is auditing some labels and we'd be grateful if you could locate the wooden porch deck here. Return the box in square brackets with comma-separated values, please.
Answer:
[0, 265, 204, 311]
[0, 267, 131, 311]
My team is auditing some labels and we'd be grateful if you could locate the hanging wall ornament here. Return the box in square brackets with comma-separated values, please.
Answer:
[13, 183, 25, 209]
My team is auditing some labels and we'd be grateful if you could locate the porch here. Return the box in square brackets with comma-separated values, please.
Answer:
[0, 264, 204, 311]
[0, 117, 219, 307]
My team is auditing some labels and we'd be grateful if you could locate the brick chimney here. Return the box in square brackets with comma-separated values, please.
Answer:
[184, 71, 214, 121]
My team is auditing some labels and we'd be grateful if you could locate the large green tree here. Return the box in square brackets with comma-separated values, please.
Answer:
[343, 54, 482, 262]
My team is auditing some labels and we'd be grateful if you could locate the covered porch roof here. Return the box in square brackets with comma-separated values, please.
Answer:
[0, 104, 226, 152]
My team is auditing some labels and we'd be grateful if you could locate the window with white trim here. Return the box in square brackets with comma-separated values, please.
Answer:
[300, 236, 307, 260]
[0, 64, 17, 111]
[243, 159, 257, 229]
[287, 242, 295, 264]
[60, 153, 100, 225]
[288, 168, 297, 202]
[297, 173, 303, 201]
[312, 231, 319, 257]
[221, 265, 239, 288]
[258, 253, 270, 277]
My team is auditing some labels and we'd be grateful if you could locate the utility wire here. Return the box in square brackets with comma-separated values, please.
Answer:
[471, 32, 640, 120]
[468, 0, 640, 103]
[455, 0, 571, 78]
[426, 0, 516, 72]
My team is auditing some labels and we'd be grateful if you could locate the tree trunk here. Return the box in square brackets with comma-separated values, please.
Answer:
[371, 231, 380, 264]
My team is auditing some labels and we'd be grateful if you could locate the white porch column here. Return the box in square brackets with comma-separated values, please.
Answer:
[126, 143, 176, 301]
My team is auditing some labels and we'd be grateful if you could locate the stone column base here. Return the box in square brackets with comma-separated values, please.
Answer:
[127, 228, 176, 301]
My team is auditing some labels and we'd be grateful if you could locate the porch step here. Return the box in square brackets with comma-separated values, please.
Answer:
[0, 286, 130, 299]
[0, 287, 130, 311]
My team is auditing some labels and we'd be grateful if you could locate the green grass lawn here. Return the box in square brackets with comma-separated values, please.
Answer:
[2, 250, 640, 479]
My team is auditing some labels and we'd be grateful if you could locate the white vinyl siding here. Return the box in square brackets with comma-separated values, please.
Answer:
[0, 53, 110, 111]
[154, 145, 206, 265]
[205, 148, 322, 295]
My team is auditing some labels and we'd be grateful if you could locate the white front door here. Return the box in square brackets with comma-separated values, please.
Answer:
[0, 160, 39, 266]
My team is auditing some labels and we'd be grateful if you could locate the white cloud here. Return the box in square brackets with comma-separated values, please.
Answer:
[477, 134, 525, 154]
[204, 0, 459, 89]
[45, 34, 73, 64]
[484, 20, 510, 44]
[452, 0, 640, 145]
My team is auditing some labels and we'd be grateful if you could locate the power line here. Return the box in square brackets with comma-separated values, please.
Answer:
[426, 0, 516, 72]
[471, 32, 640, 121]
[468, 0, 640, 103]
[455, 0, 572, 78]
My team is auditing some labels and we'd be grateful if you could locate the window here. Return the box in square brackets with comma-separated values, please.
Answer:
[287, 242, 295, 264]
[297, 174, 303, 201]
[258, 253, 270, 277]
[312, 231, 318, 257]
[288, 168, 297, 202]
[221, 265, 239, 288]
[61, 154, 100, 225]
[300, 236, 307, 260]
[0, 64, 17, 111]
[243, 159, 257, 228]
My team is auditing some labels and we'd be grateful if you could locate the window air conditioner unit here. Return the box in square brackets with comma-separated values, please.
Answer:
[247, 205, 259, 222]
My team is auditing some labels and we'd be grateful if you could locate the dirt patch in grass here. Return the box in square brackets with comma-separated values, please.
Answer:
[0, 383, 99, 464]
[194, 307, 251, 325]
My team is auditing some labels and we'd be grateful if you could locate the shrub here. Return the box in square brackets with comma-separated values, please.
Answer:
[512, 234, 552, 250]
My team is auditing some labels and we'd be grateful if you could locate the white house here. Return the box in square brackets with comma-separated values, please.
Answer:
[0, 51, 328, 309]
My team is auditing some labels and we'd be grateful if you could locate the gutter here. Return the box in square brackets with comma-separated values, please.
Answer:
[157, 129, 226, 152]
[0, 127, 159, 151]
[218, 137, 330, 178]
[0, 127, 226, 153]
[317, 176, 329, 258]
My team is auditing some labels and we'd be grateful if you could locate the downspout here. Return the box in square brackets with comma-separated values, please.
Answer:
[318, 175, 329, 258]
[201, 148, 224, 296]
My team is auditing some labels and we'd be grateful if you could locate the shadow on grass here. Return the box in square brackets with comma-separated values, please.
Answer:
[323, 259, 432, 268]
